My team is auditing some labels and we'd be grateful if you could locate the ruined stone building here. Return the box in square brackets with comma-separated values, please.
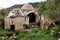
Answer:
[4, 4, 40, 31]
[4, 3, 60, 31]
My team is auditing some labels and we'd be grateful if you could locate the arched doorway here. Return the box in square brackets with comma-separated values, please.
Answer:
[27, 12, 36, 23]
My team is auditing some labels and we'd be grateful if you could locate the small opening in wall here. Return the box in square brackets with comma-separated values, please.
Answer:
[48, 23, 54, 29]
[55, 21, 60, 25]
[10, 25, 15, 31]
[48, 21, 60, 29]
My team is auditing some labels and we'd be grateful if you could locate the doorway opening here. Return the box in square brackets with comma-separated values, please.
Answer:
[10, 24, 15, 31]
[28, 12, 36, 23]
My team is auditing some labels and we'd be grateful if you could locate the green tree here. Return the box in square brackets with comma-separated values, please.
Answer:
[0, 9, 8, 16]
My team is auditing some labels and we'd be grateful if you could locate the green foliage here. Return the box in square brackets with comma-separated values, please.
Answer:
[37, 0, 60, 20]
[0, 36, 3, 40]
[0, 15, 4, 18]
[0, 30, 13, 36]
[16, 29, 57, 40]
[0, 16, 4, 29]
[0, 9, 8, 29]
[0, 9, 8, 16]
[47, 22, 60, 39]
[37, 2, 46, 15]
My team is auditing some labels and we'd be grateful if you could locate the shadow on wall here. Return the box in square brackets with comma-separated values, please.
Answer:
[48, 21, 60, 29]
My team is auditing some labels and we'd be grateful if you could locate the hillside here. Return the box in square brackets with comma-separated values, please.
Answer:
[7, 2, 40, 11]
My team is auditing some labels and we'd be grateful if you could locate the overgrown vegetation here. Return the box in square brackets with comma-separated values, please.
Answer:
[37, 0, 60, 20]
[16, 29, 57, 40]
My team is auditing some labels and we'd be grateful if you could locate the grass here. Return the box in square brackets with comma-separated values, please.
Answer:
[0, 15, 60, 40]
[16, 24, 60, 40]
[16, 29, 58, 40]
[0, 26, 59, 40]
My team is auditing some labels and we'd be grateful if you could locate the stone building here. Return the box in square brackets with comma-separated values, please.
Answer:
[4, 4, 40, 31]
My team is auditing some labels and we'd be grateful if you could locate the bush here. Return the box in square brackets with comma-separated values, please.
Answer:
[0, 16, 4, 29]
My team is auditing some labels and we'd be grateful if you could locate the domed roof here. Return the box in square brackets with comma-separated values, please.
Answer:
[21, 4, 34, 10]
[8, 8, 24, 17]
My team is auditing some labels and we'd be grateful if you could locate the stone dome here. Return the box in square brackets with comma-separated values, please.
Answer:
[21, 4, 34, 10]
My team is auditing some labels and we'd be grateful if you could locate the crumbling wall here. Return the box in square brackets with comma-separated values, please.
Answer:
[4, 17, 29, 31]
[40, 15, 54, 30]
[4, 4, 40, 31]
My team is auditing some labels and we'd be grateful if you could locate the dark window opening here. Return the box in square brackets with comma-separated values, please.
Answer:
[28, 13, 36, 23]
[55, 21, 60, 25]
[48, 21, 60, 29]
[10, 25, 15, 31]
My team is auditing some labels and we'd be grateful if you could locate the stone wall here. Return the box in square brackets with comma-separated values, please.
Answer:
[4, 17, 29, 31]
